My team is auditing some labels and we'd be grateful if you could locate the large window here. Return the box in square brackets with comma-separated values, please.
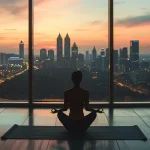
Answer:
[33, 0, 109, 103]
[114, 0, 150, 103]
[0, 0, 28, 103]
[0, 0, 149, 105]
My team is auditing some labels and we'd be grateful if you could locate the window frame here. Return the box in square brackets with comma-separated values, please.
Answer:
[0, 0, 150, 108]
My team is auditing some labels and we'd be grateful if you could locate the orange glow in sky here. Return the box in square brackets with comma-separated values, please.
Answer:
[0, 0, 150, 54]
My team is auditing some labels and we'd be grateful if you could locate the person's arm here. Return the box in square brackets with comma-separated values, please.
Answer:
[84, 92, 95, 112]
[84, 92, 104, 113]
[60, 91, 68, 111]
[51, 91, 68, 113]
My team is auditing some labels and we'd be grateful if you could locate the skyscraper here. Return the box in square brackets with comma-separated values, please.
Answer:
[119, 47, 128, 72]
[57, 33, 63, 65]
[101, 48, 105, 57]
[85, 51, 89, 61]
[48, 49, 54, 62]
[114, 50, 118, 65]
[40, 49, 47, 61]
[19, 41, 24, 59]
[130, 40, 139, 71]
[0, 53, 6, 65]
[71, 42, 78, 69]
[77, 53, 84, 69]
[120, 47, 128, 59]
[64, 33, 70, 58]
[92, 47, 97, 61]
[105, 48, 109, 69]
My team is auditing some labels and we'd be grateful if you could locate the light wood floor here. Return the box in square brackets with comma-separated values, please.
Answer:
[0, 108, 150, 150]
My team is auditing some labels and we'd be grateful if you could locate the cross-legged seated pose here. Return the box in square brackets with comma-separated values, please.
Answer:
[51, 70, 103, 132]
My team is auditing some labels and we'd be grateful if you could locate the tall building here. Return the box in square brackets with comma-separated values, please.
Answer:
[40, 49, 47, 61]
[119, 47, 128, 72]
[92, 46, 97, 61]
[101, 48, 105, 57]
[64, 33, 70, 58]
[105, 48, 109, 69]
[19, 41, 24, 59]
[120, 47, 128, 59]
[77, 53, 84, 69]
[0, 53, 6, 65]
[48, 49, 54, 61]
[71, 42, 78, 69]
[114, 50, 118, 65]
[130, 40, 139, 71]
[89, 54, 92, 62]
[106, 48, 109, 59]
[100, 48, 105, 71]
[57, 33, 63, 64]
[85, 51, 89, 61]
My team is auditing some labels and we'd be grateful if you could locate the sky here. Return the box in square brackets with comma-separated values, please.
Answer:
[0, 0, 150, 55]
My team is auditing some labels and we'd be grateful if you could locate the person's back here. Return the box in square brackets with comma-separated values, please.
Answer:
[51, 70, 103, 132]
[65, 88, 88, 120]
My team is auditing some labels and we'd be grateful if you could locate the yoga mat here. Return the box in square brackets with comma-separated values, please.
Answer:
[1, 124, 147, 141]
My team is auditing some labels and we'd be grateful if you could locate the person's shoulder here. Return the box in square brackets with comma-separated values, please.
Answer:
[80, 88, 89, 94]
[64, 89, 71, 94]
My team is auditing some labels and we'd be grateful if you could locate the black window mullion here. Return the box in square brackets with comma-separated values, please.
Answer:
[28, 0, 33, 105]
[109, 0, 114, 106]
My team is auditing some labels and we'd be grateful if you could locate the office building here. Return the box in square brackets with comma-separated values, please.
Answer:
[8, 57, 23, 66]
[119, 47, 128, 72]
[120, 47, 128, 59]
[71, 42, 78, 69]
[77, 53, 84, 69]
[101, 48, 105, 57]
[114, 50, 118, 65]
[86, 51, 89, 61]
[0, 53, 6, 65]
[57, 33, 63, 66]
[48, 50, 54, 62]
[19, 41, 24, 59]
[64, 33, 70, 58]
[40, 49, 47, 61]
[130, 40, 139, 71]
[92, 47, 97, 61]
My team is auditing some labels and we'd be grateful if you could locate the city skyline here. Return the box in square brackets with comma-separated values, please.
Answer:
[0, 0, 150, 54]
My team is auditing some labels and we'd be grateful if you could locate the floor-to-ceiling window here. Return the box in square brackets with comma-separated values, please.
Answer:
[0, 0, 28, 103]
[33, 0, 109, 103]
[114, 0, 150, 103]
[0, 0, 150, 106]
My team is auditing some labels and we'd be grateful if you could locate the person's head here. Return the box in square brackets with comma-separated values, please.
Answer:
[71, 70, 82, 87]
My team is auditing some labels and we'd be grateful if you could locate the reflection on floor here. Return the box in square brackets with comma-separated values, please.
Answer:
[0, 108, 150, 150]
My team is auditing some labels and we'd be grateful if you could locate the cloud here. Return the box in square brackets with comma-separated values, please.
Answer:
[0, 37, 5, 40]
[4, 29, 17, 31]
[0, 0, 52, 15]
[90, 20, 102, 26]
[114, 1, 126, 5]
[74, 29, 90, 32]
[115, 14, 150, 27]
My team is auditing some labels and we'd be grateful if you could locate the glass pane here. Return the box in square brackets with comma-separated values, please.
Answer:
[0, 1, 28, 103]
[114, 0, 150, 103]
[33, 0, 109, 103]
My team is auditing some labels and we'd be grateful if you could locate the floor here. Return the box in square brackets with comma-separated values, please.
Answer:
[0, 108, 150, 150]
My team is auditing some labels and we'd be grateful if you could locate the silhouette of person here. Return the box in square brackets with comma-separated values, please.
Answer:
[51, 70, 103, 132]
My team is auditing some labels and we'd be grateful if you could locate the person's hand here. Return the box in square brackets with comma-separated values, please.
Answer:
[51, 108, 59, 114]
[95, 108, 104, 113]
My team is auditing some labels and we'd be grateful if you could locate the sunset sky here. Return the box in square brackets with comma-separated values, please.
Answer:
[0, 0, 150, 55]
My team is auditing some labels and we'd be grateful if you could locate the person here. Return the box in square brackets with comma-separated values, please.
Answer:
[51, 70, 103, 132]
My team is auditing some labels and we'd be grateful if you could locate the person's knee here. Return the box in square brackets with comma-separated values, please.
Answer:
[57, 110, 63, 119]
[92, 110, 97, 119]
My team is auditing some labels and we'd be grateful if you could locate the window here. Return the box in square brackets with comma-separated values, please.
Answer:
[33, 0, 109, 103]
[114, 0, 150, 103]
[0, 0, 28, 103]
